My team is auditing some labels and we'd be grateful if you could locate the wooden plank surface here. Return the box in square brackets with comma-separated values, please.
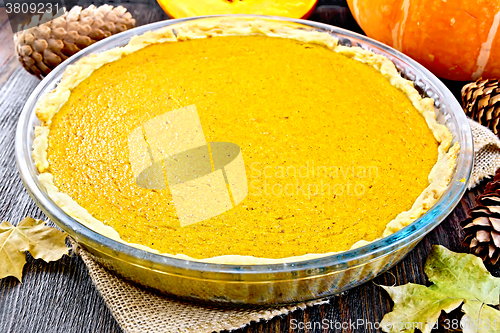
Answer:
[0, 2, 495, 332]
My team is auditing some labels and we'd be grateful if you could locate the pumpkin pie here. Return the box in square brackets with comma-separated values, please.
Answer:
[32, 18, 459, 264]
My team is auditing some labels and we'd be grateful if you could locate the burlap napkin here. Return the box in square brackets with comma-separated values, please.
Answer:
[72, 241, 329, 333]
[468, 119, 500, 188]
[72, 119, 499, 333]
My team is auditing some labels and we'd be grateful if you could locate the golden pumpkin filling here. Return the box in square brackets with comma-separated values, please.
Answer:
[46, 35, 438, 259]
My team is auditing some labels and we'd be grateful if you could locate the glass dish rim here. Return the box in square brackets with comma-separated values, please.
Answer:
[16, 14, 473, 277]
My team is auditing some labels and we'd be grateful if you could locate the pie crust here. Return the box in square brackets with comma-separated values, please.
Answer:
[32, 18, 459, 264]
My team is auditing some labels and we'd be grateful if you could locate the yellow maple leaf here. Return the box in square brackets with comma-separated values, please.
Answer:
[0, 217, 68, 281]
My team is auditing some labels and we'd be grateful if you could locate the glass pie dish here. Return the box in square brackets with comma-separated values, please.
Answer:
[16, 15, 473, 306]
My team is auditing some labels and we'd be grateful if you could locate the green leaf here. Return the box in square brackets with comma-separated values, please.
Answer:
[461, 301, 500, 333]
[381, 245, 500, 333]
[425, 245, 500, 305]
[0, 217, 68, 281]
[381, 283, 462, 333]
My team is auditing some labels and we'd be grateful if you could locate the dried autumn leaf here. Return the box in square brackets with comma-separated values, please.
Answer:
[380, 284, 462, 333]
[425, 246, 500, 305]
[381, 245, 500, 333]
[0, 217, 68, 281]
[0, 221, 30, 281]
[461, 301, 500, 333]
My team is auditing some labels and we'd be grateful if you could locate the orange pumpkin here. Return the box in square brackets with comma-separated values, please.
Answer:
[347, 0, 500, 81]
[156, 0, 317, 20]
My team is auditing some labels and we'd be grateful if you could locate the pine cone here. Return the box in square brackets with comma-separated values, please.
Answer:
[462, 78, 500, 135]
[462, 169, 500, 264]
[14, 5, 135, 79]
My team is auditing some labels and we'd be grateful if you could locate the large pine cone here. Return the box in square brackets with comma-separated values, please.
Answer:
[462, 78, 500, 136]
[14, 5, 135, 79]
[462, 169, 500, 264]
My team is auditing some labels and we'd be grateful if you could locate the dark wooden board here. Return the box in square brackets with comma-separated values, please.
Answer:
[0, 2, 494, 332]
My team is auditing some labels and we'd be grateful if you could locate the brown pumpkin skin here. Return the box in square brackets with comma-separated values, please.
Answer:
[348, 0, 500, 81]
[156, 0, 318, 20]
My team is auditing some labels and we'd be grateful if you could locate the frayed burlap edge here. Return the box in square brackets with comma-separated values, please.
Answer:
[71, 240, 328, 333]
[468, 119, 500, 189]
